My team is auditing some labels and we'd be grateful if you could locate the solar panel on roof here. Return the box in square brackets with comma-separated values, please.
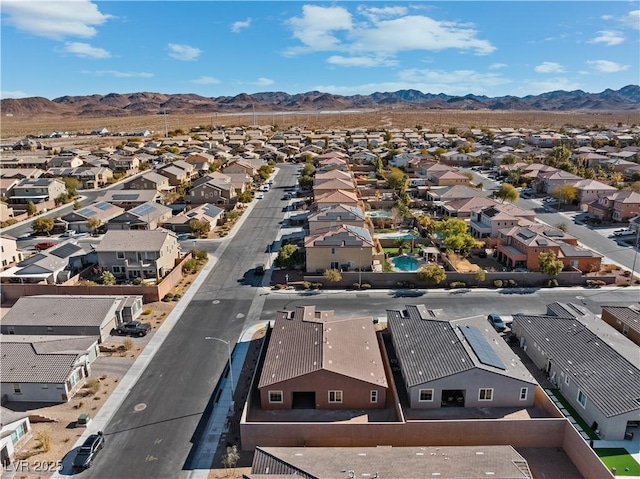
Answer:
[112, 194, 138, 201]
[94, 201, 112, 211]
[77, 208, 97, 217]
[133, 203, 156, 216]
[460, 325, 506, 370]
[50, 243, 81, 258]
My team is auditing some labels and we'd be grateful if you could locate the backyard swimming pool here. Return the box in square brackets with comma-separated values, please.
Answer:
[390, 255, 419, 272]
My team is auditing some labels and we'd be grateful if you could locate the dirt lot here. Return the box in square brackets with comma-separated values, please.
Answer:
[2, 109, 639, 140]
[3, 266, 205, 479]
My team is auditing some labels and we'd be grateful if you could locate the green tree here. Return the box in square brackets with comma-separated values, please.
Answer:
[32, 217, 55, 235]
[323, 268, 342, 283]
[417, 264, 446, 284]
[237, 191, 252, 203]
[551, 184, 578, 208]
[26, 201, 37, 216]
[301, 162, 316, 177]
[298, 175, 313, 189]
[538, 251, 563, 276]
[546, 145, 571, 167]
[494, 183, 519, 203]
[189, 219, 211, 238]
[435, 218, 480, 253]
[628, 181, 640, 193]
[274, 244, 301, 269]
[222, 444, 240, 471]
[62, 177, 81, 197]
[475, 268, 486, 284]
[385, 167, 408, 191]
[87, 217, 101, 235]
[101, 271, 116, 285]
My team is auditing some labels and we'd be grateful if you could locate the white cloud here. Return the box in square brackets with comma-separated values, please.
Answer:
[231, 18, 251, 33]
[1, 90, 29, 99]
[588, 30, 624, 46]
[167, 43, 202, 61]
[251, 77, 274, 86]
[285, 5, 353, 55]
[621, 10, 640, 30]
[534, 62, 566, 74]
[93, 70, 154, 78]
[356, 5, 408, 22]
[284, 5, 495, 62]
[586, 60, 630, 73]
[2, 0, 112, 40]
[489, 63, 507, 70]
[512, 78, 582, 96]
[192, 76, 221, 85]
[63, 42, 110, 58]
[326, 55, 396, 68]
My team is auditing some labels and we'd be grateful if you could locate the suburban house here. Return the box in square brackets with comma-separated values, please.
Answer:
[0, 407, 31, 467]
[600, 305, 640, 347]
[0, 242, 93, 284]
[6, 178, 66, 206]
[307, 205, 369, 234]
[157, 161, 195, 186]
[426, 185, 490, 205]
[587, 190, 640, 223]
[495, 224, 602, 272]
[304, 225, 379, 273]
[208, 171, 251, 194]
[106, 201, 173, 230]
[124, 171, 173, 192]
[46, 166, 113, 189]
[246, 445, 533, 479]
[59, 201, 124, 233]
[188, 175, 236, 205]
[94, 230, 180, 279]
[469, 204, 537, 245]
[222, 159, 258, 177]
[94, 189, 165, 210]
[314, 169, 353, 182]
[257, 306, 388, 410]
[161, 203, 224, 234]
[108, 154, 140, 174]
[47, 155, 83, 168]
[312, 178, 357, 195]
[439, 196, 498, 219]
[0, 235, 22, 269]
[534, 170, 583, 195]
[0, 295, 142, 342]
[313, 190, 360, 209]
[572, 179, 618, 205]
[0, 335, 97, 403]
[511, 303, 640, 441]
[387, 305, 537, 409]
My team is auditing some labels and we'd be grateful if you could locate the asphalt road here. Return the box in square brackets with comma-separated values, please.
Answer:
[78, 165, 300, 479]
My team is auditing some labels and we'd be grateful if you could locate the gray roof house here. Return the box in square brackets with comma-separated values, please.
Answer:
[0, 295, 142, 342]
[0, 335, 97, 403]
[59, 201, 125, 233]
[94, 230, 179, 280]
[387, 305, 537, 409]
[106, 201, 173, 230]
[247, 445, 533, 479]
[94, 189, 164, 210]
[307, 205, 368, 234]
[511, 302, 640, 440]
[0, 407, 31, 465]
[161, 203, 224, 234]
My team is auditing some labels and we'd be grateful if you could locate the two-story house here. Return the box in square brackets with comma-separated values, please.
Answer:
[304, 224, 379, 273]
[469, 204, 537, 245]
[188, 175, 236, 205]
[587, 190, 640, 223]
[124, 171, 173, 192]
[94, 230, 179, 280]
[7, 178, 66, 206]
[107, 201, 173, 230]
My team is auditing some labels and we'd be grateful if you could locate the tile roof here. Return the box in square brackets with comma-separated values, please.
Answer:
[387, 305, 535, 387]
[2, 295, 121, 328]
[513, 307, 640, 417]
[249, 445, 532, 479]
[304, 225, 373, 248]
[258, 306, 387, 389]
[94, 229, 171, 252]
[0, 335, 98, 354]
[0, 342, 82, 383]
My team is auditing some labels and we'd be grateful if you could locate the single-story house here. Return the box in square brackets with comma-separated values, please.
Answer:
[0, 407, 31, 466]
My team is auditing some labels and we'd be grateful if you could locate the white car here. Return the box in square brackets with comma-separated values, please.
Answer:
[256, 193, 264, 199]
[614, 228, 634, 237]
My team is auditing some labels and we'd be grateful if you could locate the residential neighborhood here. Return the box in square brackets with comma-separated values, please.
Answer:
[0, 119, 639, 479]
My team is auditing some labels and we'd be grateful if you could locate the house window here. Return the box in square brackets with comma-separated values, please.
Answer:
[8, 327, 15, 335]
[520, 387, 528, 401]
[328, 390, 343, 403]
[116, 251, 125, 259]
[419, 389, 434, 402]
[13, 383, 21, 394]
[42, 384, 49, 389]
[268, 391, 283, 403]
[479, 388, 493, 401]
[330, 261, 339, 269]
[370, 390, 378, 403]
[113, 266, 121, 273]
[577, 390, 587, 408]
[331, 248, 337, 254]
[623, 324, 629, 336]
[10, 422, 26, 445]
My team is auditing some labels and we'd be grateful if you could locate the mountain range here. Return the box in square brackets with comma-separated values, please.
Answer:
[2, 85, 638, 117]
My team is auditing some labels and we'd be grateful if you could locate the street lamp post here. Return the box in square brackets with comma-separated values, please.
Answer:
[205, 337, 235, 396]
[358, 247, 363, 287]
[630, 228, 640, 286]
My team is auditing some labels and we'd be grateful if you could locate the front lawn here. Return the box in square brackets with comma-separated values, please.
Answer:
[594, 448, 640, 476]
[550, 389, 599, 440]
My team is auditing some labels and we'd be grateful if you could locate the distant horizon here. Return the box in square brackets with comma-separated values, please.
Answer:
[1, 2, 638, 100]
[6, 83, 639, 103]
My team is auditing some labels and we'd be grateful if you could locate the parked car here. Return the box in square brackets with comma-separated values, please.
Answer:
[614, 228, 634, 237]
[72, 432, 105, 470]
[116, 321, 152, 337]
[256, 193, 264, 199]
[176, 233, 194, 241]
[35, 241, 57, 251]
[487, 313, 507, 332]
[254, 263, 265, 275]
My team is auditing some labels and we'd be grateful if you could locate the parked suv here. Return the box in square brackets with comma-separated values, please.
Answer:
[116, 321, 152, 337]
[72, 432, 105, 470]
[35, 241, 57, 251]
[487, 313, 507, 332]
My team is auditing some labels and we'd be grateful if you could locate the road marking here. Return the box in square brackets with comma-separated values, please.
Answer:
[212, 300, 220, 304]
[145, 455, 158, 462]
[134, 403, 147, 412]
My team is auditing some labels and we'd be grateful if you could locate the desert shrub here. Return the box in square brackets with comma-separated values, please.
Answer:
[142, 308, 152, 315]
[590, 279, 606, 287]
[132, 277, 143, 285]
[182, 258, 199, 273]
[274, 283, 286, 289]
[507, 279, 517, 287]
[604, 264, 620, 272]
[623, 270, 631, 277]
[122, 337, 134, 351]
[493, 279, 503, 288]
[312, 282, 323, 289]
[361, 283, 372, 289]
[449, 281, 466, 288]
[172, 293, 182, 301]
[544, 279, 559, 288]
[302, 281, 312, 289]
[162, 293, 174, 302]
[191, 249, 208, 261]
[352, 283, 361, 290]
[84, 379, 101, 395]
[36, 430, 51, 452]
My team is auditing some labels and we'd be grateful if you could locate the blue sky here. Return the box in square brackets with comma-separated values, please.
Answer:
[1, 1, 638, 100]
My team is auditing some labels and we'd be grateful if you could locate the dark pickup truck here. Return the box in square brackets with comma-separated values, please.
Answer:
[116, 321, 152, 337]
